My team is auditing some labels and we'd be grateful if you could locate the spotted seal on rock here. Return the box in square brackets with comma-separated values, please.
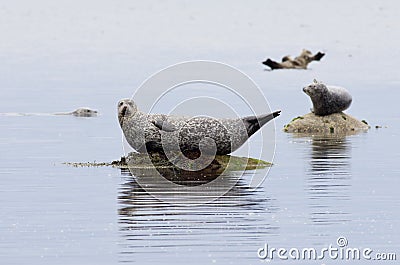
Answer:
[262, 49, 325, 70]
[303, 79, 352, 116]
[118, 99, 280, 155]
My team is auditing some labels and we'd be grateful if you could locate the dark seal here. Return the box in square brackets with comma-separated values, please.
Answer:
[262, 49, 325, 70]
[303, 79, 352, 116]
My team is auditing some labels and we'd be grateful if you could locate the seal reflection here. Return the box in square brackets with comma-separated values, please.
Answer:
[117, 168, 279, 264]
[306, 136, 352, 226]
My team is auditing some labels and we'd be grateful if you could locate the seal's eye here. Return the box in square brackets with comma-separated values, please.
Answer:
[118, 102, 124, 107]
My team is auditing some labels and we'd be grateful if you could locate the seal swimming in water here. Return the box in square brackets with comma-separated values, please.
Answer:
[262, 49, 325, 70]
[55, 108, 98, 117]
[118, 99, 281, 155]
[303, 79, 352, 116]
[0, 107, 98, 117]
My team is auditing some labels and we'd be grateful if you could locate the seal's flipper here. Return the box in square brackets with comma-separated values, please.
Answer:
[262, 59, 282, 70]
[313, 52, 325, 61]
[243, 110, 281, 137]
[153, 119, 177, 132]
[281, 55, 291, 62]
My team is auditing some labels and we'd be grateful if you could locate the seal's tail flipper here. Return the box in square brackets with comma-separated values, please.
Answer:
[312, 52, 325, 61]
[262, 59, 282, 70]
[243, 110, 281, 137]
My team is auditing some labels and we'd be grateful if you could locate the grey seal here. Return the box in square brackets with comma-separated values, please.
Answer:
[0, 108, 98, 117]
[303, 79, 352, 116]
[55, 108, 98, 117]
[118, 99, 280, 155]
[262, 49, 325, 70]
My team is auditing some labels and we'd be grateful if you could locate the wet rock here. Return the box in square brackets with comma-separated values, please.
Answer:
[64, 152, 272, 171]
[283, 112, 369, 134]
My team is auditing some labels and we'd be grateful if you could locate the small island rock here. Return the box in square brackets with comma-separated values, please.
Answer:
[283, 112, 369, 134]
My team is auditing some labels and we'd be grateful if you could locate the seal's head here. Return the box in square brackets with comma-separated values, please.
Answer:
[72, 108, 98, 117]
[300, 49, 313, 62]
[118, 99, 138, 126]
[303, 79, 327, 97]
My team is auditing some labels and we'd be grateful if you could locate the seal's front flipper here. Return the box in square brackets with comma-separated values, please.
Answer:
[281, 55, 291, 62]
[153, 119, 177, 132]
[262, 59, 282, 70]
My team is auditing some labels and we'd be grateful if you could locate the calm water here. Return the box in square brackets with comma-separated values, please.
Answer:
[1, 1, 399, 264]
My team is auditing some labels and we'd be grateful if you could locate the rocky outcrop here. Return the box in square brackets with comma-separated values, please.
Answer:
[283, 112, 369, 134]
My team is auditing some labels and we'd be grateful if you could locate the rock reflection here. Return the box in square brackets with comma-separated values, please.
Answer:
[306, 135, 352, 226]
[117, 168, 279, 264]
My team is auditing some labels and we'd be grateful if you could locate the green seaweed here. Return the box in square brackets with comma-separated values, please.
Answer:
[63, 153, 272, 171]
[291, 116, 304, 122]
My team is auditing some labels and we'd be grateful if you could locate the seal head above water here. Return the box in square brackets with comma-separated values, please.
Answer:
[303, 79, 352, 116]
[70, 108, 98, 117]
[118, 99, 281, 155]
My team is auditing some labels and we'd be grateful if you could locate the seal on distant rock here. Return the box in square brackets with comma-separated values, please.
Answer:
[118, 99, 281, 155]
[303, 79, 352, 116]
[262, 49, 325, 70]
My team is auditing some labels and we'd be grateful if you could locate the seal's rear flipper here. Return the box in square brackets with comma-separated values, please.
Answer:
[272, 110, 281, 118]
[313, 52, 325, 61]
[243, 110, 281, 137]
[262, 59, 282, 70]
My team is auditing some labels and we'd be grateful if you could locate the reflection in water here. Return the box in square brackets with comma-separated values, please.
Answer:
[117, 169, 279, 264]
[306, 136, 352, 227]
